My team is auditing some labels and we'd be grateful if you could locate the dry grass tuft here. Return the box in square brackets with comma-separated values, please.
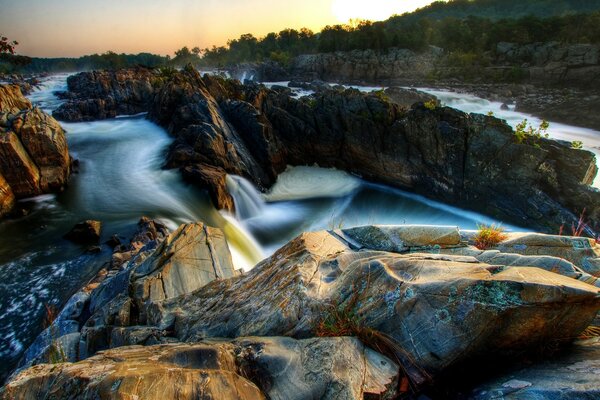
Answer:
[473, 223, 508, 250]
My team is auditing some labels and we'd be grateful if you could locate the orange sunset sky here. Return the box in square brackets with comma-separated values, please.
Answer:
[0, 0, 441, 57]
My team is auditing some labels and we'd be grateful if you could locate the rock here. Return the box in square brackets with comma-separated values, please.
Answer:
[64, 220, 102, 244]
[146, 68, 600, 233]
[471, 338, 600, 399]
[146, 227, 600, 385]
[0, 173, 15, 217]
[52, 67, 158, 122]
[384, 87, 438, 107]
[2, 337, 400, 400]
[0, 130, 41, 197]
[131, 222, 237, 308]
[0, 85, 32, 112]
[181, 163, 235, 211]
[0, 84, 71, 212]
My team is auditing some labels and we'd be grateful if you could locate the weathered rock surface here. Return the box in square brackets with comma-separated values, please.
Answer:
[0, 84, 70, 210]
[12, 224, 600, 396]
[384, 86, 439, 108]
[146, 227, 600, 384]
[0, 174, 14, 217]
[289, 47, 442, 84]
[145, 67, 599, 232]
[471, 338, 600, 400]
[52, 67, 158, 121]
[3, 337, 399, 400]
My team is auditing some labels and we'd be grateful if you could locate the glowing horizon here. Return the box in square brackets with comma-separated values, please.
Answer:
[0, 0, 441, 58]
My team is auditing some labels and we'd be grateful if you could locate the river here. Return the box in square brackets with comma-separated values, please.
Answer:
[1, 73, 598, 378]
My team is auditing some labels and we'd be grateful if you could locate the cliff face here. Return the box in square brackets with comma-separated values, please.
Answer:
[0, 84, 71, 216]
[289, 47, 442, 84]
[285, 43, 600, 87]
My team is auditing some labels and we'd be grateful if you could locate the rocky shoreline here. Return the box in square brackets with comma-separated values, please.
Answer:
[3, 221, 600, 398]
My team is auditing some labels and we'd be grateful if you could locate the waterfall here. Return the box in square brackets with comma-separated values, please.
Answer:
[226, 175, 266, 220]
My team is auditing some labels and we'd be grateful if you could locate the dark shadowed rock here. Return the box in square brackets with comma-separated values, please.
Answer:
[0, 173, 14, 217]
[64, 220, 102, 244]
[471, 338, 600, 400]
[52, 67, 158, 122]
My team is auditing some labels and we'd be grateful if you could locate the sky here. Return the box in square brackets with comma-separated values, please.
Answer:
[0, 0, 441, 58]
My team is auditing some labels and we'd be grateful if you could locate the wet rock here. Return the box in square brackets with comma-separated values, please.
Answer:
[64, 220, 102, 244]
[2, 337, 400, 400]
[471, 338, 600, 399]
[0, 130, 41, 197]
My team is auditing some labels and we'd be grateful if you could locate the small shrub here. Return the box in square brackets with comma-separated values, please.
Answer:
[571, 141, 584, 149]
[473, 224, 508, 250]
[372, 88, 390, 102]
[487, 111, 495, 117]
[514, 119, 550, 145]
[156, 66, 177, 79]
[424, 99, 437, 110]
[559, 208, 589, 238]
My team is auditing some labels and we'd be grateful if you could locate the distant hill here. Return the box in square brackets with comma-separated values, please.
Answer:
[403, 0, 600, 21]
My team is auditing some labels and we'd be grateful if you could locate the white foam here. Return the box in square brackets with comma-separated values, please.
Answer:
[264, 165, 362, 202]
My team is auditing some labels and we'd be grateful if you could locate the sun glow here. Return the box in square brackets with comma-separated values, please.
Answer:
[332, 0, 435, 23]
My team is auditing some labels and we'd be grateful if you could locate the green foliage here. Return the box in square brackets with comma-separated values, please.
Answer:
[487, 111, 495, 116]
[514, 119, 550, 145]
[571, 140, 584, 149]
[21, 52, 168, 73]
[372, 88, 390, 102]
[198, 1, 600, 67]
[424, 99, 438, 110]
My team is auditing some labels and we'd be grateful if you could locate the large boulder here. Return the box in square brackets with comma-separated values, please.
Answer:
[144, 226, 600, 385]
[2, 337, 400, 400]
[0, 84, 71, 211]
[64, 220, 102, 245]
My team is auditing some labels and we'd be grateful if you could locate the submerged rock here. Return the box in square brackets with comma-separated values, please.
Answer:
[2, 337, 399, 400]
[64, 220, 102, 244]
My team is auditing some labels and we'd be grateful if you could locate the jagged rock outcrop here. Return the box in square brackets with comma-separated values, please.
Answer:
[52, 67, 600, 231]
[64, 220, 102, 244]
[2, 337, 400, 400]
[147, 68, 599, 232]
[12, 224, 600, 395]
[52, 67, 158, 121]
[0, 84, 70, 214]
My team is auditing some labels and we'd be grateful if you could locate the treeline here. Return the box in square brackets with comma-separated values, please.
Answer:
[406, 0, 600, 21]
[200, 0, 600, 67]
[11, 52, 168, 73]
